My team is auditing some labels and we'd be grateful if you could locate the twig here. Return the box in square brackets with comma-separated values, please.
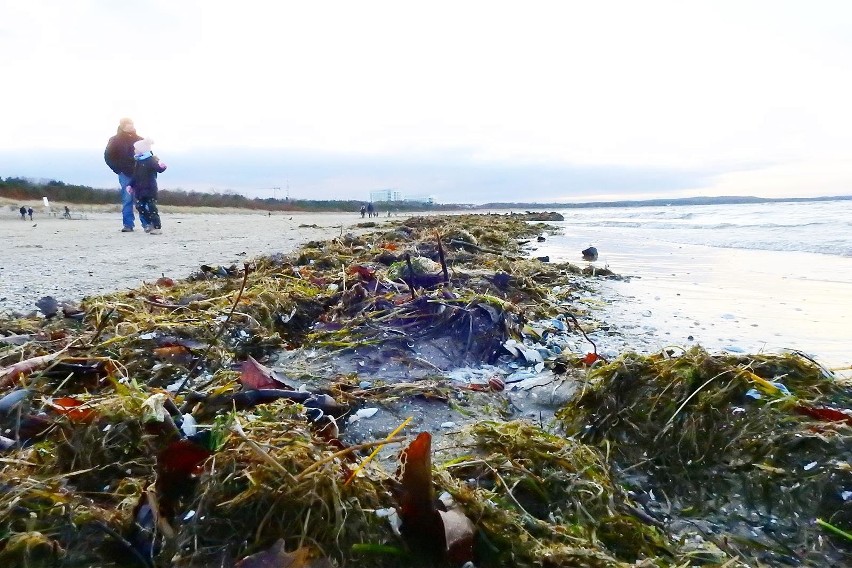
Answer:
[565, 312, 599, 356]
[300, 430, 410, 483]
[174, 262, 251, 401]
[404, 253, 416, 300]
[435, 231, 449, 284]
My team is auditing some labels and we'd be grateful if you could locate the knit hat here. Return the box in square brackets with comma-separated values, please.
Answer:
[134, 138, 154, 155]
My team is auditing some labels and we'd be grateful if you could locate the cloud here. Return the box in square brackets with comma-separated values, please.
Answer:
[2, 2, 852, 201]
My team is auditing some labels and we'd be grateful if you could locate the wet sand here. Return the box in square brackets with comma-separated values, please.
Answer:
[536, 230, 852, 376]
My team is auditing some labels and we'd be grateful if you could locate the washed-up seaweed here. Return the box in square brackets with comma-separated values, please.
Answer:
[557, 346, 852, 565]
[0, 213, 828, 567]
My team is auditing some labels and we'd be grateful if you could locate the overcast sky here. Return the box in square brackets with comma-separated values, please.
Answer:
[2, 1, 851, 203]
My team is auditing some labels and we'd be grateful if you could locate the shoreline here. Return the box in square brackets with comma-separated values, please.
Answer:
[4, 207, 849, 376]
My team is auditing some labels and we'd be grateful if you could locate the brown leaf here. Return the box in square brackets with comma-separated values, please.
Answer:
[50, 396, 97, 423]
[0, 352, 62, 389]
[395, 432, 443, 557]
[153, 345, 192, 362]
[239, 356, 293, 390]
[395, 432, 476, 565]
[439, 508, 475, 565]
[235, 541, 332, 568]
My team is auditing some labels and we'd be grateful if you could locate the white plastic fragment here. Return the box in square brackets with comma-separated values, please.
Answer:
[180, 414, 197, 437]
[356, 407, 379, 419]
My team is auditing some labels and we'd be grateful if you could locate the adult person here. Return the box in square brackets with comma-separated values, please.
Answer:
[19, 206, 26, 220]
[27, 207, 33, 221]
[104, 118, 145, 232]
[366, 202, 375, 218]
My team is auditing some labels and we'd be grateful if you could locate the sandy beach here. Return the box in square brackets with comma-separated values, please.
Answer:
[3, 202, 849, 376]
[0, 204, 393, 315]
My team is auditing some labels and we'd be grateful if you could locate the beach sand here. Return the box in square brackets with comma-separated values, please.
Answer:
[0, 206, 393, 315]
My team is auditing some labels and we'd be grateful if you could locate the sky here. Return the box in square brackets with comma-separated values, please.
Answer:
[1, 0, 852, 203]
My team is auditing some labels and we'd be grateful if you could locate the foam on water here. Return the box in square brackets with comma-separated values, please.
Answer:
[555, 199, 852, 257]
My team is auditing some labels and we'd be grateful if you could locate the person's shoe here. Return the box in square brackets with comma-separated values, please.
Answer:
[120, 227, 134, 232]
[148, 228, 162, 235]
[143, 226, 152, 233]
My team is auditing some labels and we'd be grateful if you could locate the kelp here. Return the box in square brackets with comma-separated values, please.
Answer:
[558, 346, 852, 565]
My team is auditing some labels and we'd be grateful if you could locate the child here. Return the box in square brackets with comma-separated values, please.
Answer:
[127, 138, 167, 234]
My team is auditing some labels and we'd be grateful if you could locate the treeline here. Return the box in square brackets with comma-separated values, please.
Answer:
[0, 177, 443, 212]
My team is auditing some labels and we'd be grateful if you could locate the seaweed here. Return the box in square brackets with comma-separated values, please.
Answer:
[4, 213, 833, 566]
[558, 347, 852, 565]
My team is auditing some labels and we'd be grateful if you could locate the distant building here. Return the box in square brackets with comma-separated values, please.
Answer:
[370, 189, 403, 202]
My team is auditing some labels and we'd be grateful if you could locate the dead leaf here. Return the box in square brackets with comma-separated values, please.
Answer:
[50, 396, 96, 423]
[239, 356, 293, 390]
[395, 432, 476, 565]
[582, 352, 600, 365]
[439, 508, 476, 565]
[153, 345, 192, 360]
[395, 432, 443, 558]
[235, 541, 333, 568]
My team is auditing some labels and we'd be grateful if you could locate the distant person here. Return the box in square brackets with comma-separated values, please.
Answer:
[27, 207, 33, 221]
[367, 202, 375, 218]
[360, 204, 366, 218]
[19, 206, 26, 220]
[63, 206, 71, 219]
[104, 117, 145, 232]
[126, 138, 167, 235]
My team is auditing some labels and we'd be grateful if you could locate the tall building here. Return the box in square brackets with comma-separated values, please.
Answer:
[370, 189, 403, 202]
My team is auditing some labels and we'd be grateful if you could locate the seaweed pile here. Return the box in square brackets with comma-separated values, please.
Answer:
[558, 347, 852, 565]
[0, 214, 848, 567]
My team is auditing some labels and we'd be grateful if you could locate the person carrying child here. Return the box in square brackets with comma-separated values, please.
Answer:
[126, 138, 167, 235]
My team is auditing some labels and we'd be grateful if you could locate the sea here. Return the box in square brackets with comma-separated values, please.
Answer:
[533, 199, 852, 374]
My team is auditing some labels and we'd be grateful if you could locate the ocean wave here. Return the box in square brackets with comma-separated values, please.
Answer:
[563, 220, 830, 231]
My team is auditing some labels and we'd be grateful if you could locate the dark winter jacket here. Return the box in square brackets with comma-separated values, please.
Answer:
[104, 129, 142, 176]
[130, 154, 167, 200]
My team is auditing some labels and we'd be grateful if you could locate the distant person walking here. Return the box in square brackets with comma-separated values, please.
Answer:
[63, 206, 71, 219]
[104, 117, 145, 232]
[367, 202, 375, 218]
[19, 206, 26, 220]
[360, 205, 366, 218]
[27, 207, 33, 221]
[127, 138, 167, 235]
